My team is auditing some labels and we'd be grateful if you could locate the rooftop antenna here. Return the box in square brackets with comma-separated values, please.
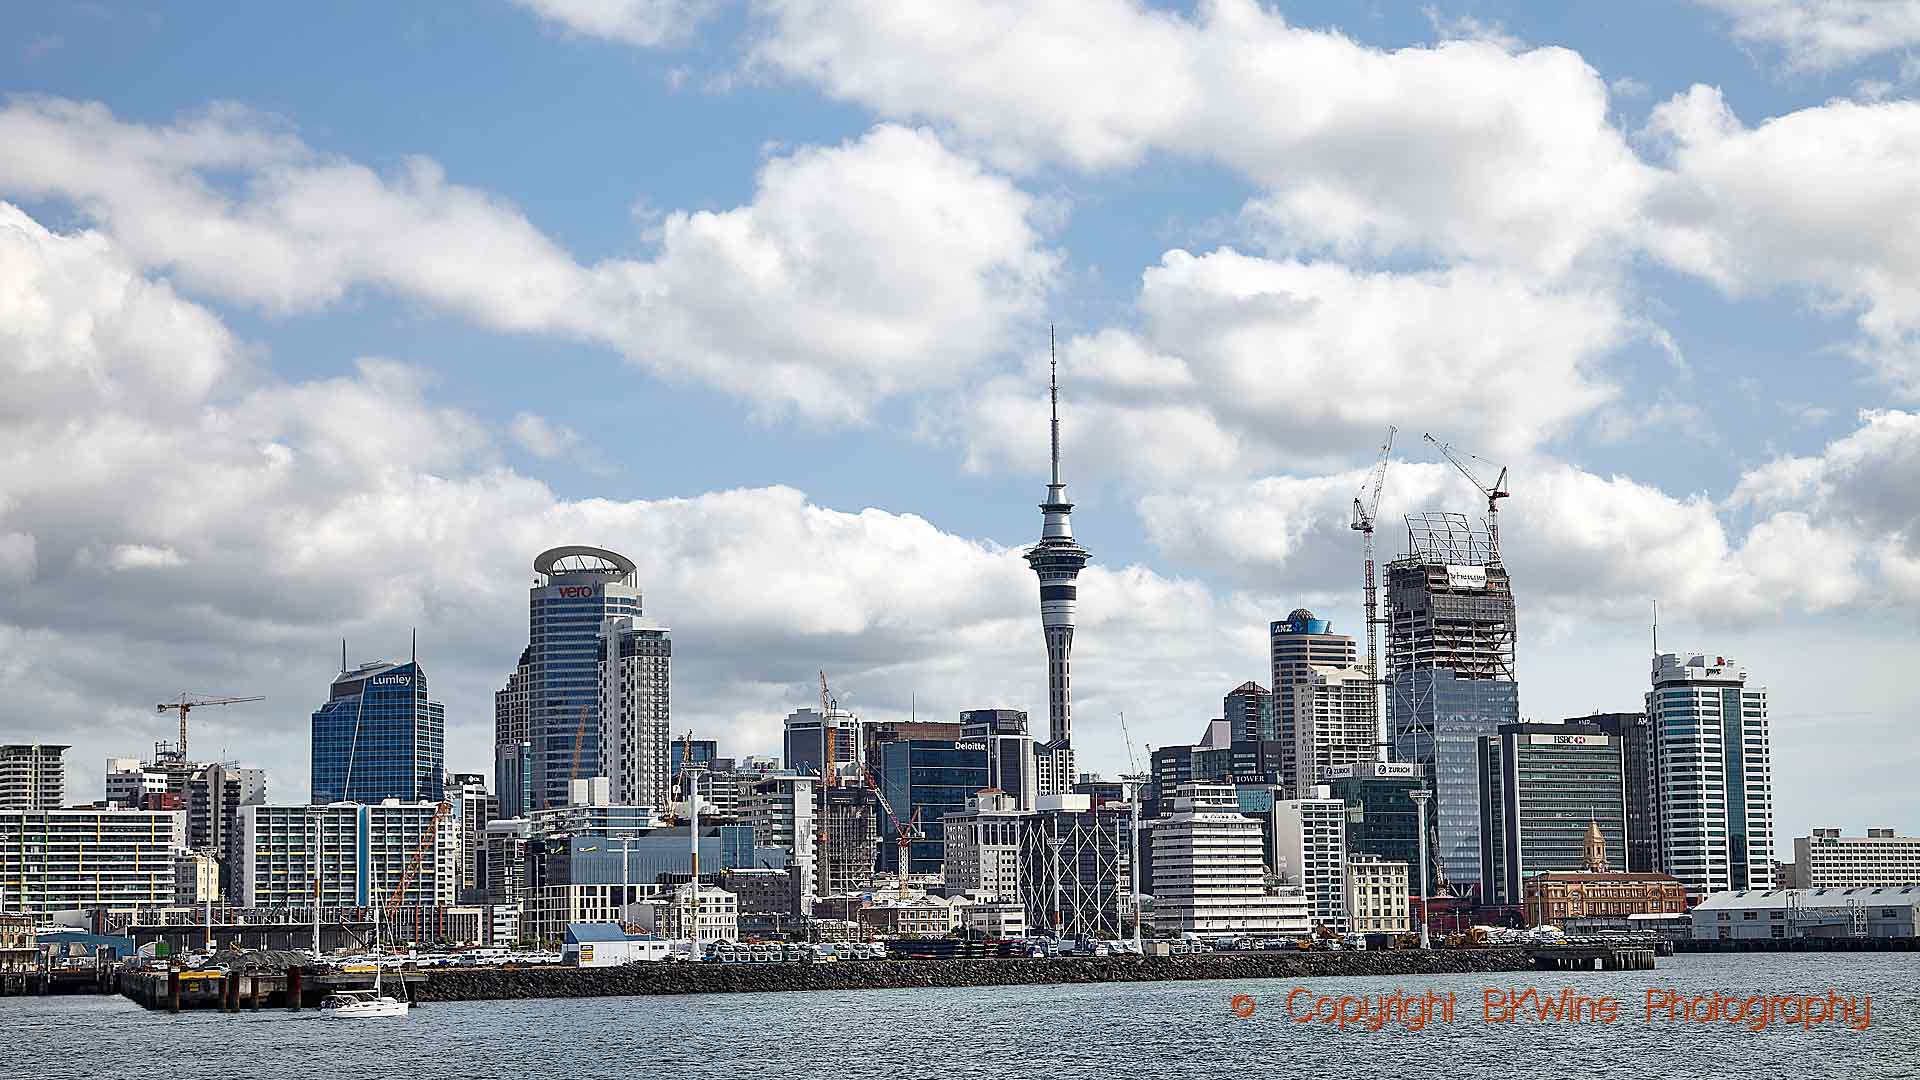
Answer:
[1651, 600, 1659, 658]
[411, 627, 417, 667]
[1049, 324, 1060, 487]
[341, 638, 347, 674]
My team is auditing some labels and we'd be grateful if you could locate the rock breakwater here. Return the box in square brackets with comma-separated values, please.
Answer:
[417, 948, 1531, 1001]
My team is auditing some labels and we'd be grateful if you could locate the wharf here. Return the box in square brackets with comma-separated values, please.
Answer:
[121, 967, 427, 1012]
[1525, 935, 1659, 972]
[1673, 936, 1918, 954]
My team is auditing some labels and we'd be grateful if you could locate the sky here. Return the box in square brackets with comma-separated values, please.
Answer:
[4, 1, 1919, 855]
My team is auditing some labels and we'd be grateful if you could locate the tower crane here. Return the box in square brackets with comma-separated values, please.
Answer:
[862, 763, 923, 887]
[817, 671, 837, 900]
[1349, 427, 1396, 756]
[155, 693, 264, 761]
[382, 800, 453, 937]
[1423, 432, 1510, 561]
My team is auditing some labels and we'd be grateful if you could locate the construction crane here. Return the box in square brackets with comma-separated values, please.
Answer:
[862, 763, 923, 886]
[382, 801, 453, 932]
[1424, 432, 1510, 561]
[1349, 426, 1395, 755]
[155, 693, 264, 761]
[1116, 711, 1147, 951]
[816, 672, 837, 902]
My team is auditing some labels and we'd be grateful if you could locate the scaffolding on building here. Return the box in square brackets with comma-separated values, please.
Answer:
[1016, 807, 1132, 940]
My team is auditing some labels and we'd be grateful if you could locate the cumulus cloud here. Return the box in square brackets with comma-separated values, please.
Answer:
[1693, 0, 1920, 70]
[752, 0, 1651, 273]
[0, 201, 1245, 801]
[509, 412, 583, 460]
[950, 249, 1626, 486]
[1642, 87, 1920, 396]
[513, 0, 722, 46]
[0, 99, 1058, 420]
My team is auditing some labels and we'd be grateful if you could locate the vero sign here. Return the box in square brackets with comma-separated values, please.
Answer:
[554, 586, 600, 599]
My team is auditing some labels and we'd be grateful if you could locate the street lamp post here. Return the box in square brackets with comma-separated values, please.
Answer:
[1409, 788, 1432, 950]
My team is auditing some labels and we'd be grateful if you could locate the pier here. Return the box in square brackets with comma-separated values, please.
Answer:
[1525, 934, 1660, 972]
[120, 966, 427, 1012]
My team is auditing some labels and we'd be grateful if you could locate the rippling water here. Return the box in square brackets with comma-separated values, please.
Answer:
[8, 953, 1916, 1079]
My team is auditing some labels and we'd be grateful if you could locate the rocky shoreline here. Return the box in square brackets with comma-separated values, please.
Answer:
[416, 947, 1532, 1001]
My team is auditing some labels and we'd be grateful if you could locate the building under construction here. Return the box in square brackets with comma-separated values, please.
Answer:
[1015, 795, 1133, 940]
[1385, 512, 1519, 895]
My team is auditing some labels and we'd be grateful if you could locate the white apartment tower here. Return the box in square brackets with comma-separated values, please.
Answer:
[942, 790, 1026, 901]
[1647, 652, 1774, 898]
[0, 744, 67, 810]
[1291, 666, 1378, 794]
[1151, 782, 1305, 937]
[1270, 792, 1350, 931]
[598, 615, 672, 811]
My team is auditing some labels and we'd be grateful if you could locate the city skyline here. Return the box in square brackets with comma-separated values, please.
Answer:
[4, 2, 1920, 856]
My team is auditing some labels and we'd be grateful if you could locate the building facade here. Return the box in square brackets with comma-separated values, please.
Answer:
[1690, 887, 1919, 942]
[961, 709, 1038, 810]
[1647, 652, 1774, 897]
[1270, 794, 1350, 931]
[1269, 610, 1358, 791]
[1292, 666, 1377, 793]
[1792, 829, 1920, 888]
[1344, 856, 1410, 934]
[598, 614, 672, 810]
[511, 546, 645, 812]
[876, 739, 988, 876]
[1224, 682, 1275, 744]
[1024, 353, 1091, 796]
[782, 707, 863, 779]
[1017, 794, 1132, 939]
[0, 808, 184, 915]
[235, 801, 456, 909]
[1577, 712, 1657, 872]
[311, 659, 446, 805]
[0, 744, 66, 810]
[1524, 871, 1688, 927]
[1325, 762, 1423, 869]
[493, 647, 534, 818]
[1477, 723, 1628, 905]
[1386, 514, 1518, 896]
[1151, 783, 1298, 938]
[942, 790, 1025, 901]
[820, 783, 878, 896]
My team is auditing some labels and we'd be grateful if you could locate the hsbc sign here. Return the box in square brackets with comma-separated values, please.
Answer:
[1530, 733, 1610, 746]
[554, 585, 600, 599]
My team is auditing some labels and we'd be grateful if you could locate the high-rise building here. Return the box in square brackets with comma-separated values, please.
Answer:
[942, 789, 1026, 900]
[1292, 665, 1378, 793]
[1386, 513, 1518, 894]
[598, 614, 672, 810]
[494, 647, 533, 818]
[235, 801, 456, 908]
[820, 783, 877, 895]
[1269, 610, 1359, 790]
[1476, 722, 1627, 905]
[1151, 782, 1305, 937]
[783, 707, 862, 779]
[1325, 762, 1424, 869]
[0, 744, 66, 809]
[1575, 712, 1657, 873]
[876, 739, 988, 876]
[670, 739, 717, 780]
[739, 772, 817, 915]
[961, 709, 1038, 810]
[1224, 682, 1274, 743]
[0, 807, 184, 914]
[311, 659, 446, 805]
[1270, 792, 1350, 931]
[1647, 652, 1774, 897]
[510, 546, 644, 812]
[1017, 793, 1134, 939]
[484, 817, 530, 907]
[450, 773, 497, 904]
[1790, 829, 1920, 888]
[1024, 345, 1091, 795]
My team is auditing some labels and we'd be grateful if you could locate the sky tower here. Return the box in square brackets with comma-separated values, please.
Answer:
[1024, 328, 1091, 795]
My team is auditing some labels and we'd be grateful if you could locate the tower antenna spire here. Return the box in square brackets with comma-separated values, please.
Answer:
[1049, 324, 1060, 487]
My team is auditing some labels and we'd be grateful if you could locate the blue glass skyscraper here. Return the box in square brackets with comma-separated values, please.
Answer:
[513, 546, 643, 811]
[311, 658, 445, 804]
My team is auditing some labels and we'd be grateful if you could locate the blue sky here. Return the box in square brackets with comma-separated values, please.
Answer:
[4, 1, 1920, 849]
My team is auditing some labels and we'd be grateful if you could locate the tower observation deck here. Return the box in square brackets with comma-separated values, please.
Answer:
[1024, 333, 1090, 795]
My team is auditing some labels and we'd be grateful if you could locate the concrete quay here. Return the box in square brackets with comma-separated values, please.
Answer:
[416, 948, 1535, 1002]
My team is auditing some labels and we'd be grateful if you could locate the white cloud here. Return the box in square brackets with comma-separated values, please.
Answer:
[509, 412, 582, 460]
[1694, 0, 1920, 70]
[753, 0, 1651, 273]
[950, 249, 1626, 486]
[0, 100, 1057, 420]
[0, 200, 1245, 801]
[1642, 87, 1920, 396]
[513, 0, 722, 46]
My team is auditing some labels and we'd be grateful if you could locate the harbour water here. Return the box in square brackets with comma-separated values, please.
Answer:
[7, 953, 1915, 1079]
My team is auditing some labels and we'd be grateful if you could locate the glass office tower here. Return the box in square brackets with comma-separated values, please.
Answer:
[311, 659, 445, 804]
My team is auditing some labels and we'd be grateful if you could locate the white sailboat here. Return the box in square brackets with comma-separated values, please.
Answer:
[323, 899, 409, 1019]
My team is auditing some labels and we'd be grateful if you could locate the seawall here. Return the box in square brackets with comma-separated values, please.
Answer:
[416, 948, 1533, 1001]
